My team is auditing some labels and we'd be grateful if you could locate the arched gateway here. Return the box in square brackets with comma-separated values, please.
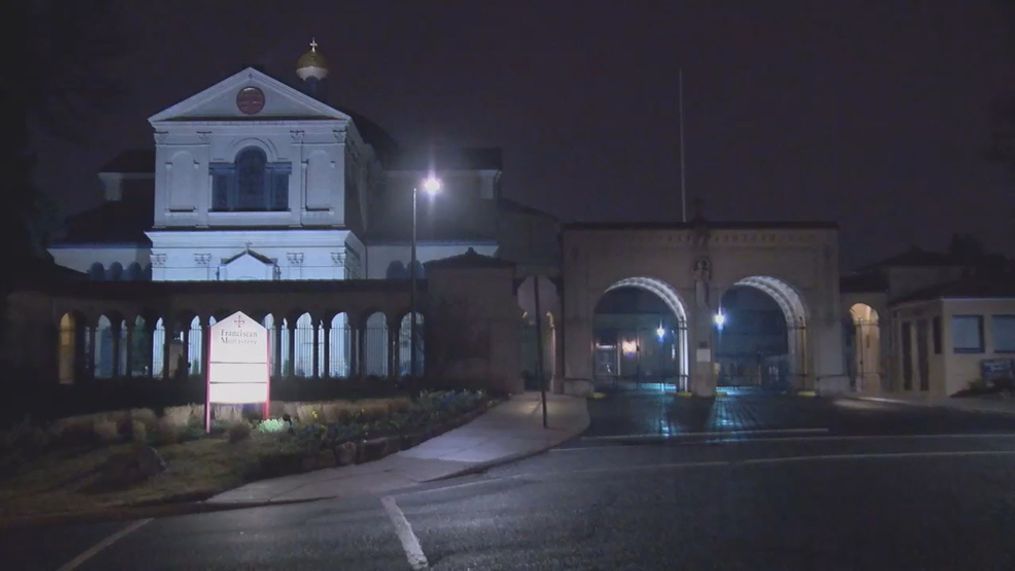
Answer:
[562, 221, 846, 396]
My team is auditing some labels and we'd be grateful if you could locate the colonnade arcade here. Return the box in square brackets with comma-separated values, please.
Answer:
[57, 307, 424, 384]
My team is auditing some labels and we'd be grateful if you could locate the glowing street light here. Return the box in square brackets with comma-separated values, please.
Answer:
[656, 323, 666, 340]
[713, 311, 727, 328]
[422, 175, 442, 195]
[410, 174, 442, 379]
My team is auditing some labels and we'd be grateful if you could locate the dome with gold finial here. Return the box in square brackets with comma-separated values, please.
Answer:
[297, 38, 329, 80]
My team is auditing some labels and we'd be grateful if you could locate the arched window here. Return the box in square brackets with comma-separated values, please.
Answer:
[385, 261, 407, 279]
[210, 147, 291, 212]
[108, 262, 123, 281]
[125, 262, 142, 281]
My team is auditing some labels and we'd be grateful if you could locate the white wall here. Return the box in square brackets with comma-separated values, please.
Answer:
[147, 229, 364, 281]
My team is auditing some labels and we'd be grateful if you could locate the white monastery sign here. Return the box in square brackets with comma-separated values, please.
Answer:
[207, 311, 270, 408]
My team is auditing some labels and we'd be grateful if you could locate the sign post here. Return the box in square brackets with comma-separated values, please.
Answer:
[205, 311, 270, 432]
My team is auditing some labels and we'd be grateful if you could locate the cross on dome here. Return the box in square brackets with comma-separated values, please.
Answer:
[297, 38, 329, 80]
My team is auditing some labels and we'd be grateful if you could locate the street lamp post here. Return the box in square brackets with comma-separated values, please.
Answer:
[410, 175, 441, 379]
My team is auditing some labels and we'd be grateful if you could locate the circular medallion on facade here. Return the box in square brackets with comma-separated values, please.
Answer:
[236, 87, 265, 115]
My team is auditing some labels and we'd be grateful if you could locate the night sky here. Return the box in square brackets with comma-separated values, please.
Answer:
[33, 1, 1015, 268]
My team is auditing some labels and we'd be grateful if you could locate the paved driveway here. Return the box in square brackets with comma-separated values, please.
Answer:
[577, 384, 1015, 444]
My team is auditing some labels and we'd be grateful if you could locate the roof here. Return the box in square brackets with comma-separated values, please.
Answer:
[100, 149, 154, 174]
[425, 248, 514, 269]
[386, 147, 502, 171]
[564, 220, 838, 231]
[861, 246, 963, 270]
[344, 111, 400, 162]
[11, 257, 86, 287]
[498, 198, 559, 221]
[55, 193, 154, 245]
[840, 272, 889, 293]
[893, 276, 1015, 304]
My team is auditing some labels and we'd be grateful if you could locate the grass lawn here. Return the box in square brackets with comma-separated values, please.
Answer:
[0, 433, 304, 521]
[0, 390, 495, 523]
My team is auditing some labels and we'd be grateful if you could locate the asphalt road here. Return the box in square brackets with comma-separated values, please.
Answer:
[7, 388, 1015, 570]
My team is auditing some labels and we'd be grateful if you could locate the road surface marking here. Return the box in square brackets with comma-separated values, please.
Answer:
[566, 460, 731, 475]
[404, 476, 522, 497]
[535, 449, 1015, 478]
[697, 432, 1015, 446]
[742, 449, 1015, 465]
[56, 518, 152, 571]
[580, 427, 829, 442]
[381, 495, 429, 570]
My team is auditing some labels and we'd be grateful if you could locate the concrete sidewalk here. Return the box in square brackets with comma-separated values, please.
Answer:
[208, 392, 589, 505]
[850, 393, 1015, 417]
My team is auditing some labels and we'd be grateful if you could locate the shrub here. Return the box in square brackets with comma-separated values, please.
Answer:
[358, 400, 390, 422]
[130, 420, 148, 444]
[228, 422, 251, 443]
[967, 378, 990, 393]
[163, 405, 195, 429]
[129, 408, 158, 431]
[2, 418, 51, 457]
[215, 405, 243, 424]
[153, 418, 180, 446]
[50, 415, 97, 446]
[387, 398, 411, 415]
[322, 403, 341, 424]
[93, 420, 120, 444]
[257, 418, 287, 434]
[296, 403, 322, 423]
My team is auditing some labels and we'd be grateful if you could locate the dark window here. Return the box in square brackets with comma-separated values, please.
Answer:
[210, 147, 290, 212]
[993, 315, 1015, 353]
[901, 321, 912, 390]
[916, 319, 929, 391]
[932, 316, 942, 354]
[952, 315, 984, 353]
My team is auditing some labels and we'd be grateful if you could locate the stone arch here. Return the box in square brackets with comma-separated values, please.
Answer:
[108, 262, 124, 281]
[386, 261, 407, 279]
[187, 315, 203, 376]
[89, 262, 105, 281]
[58, 312, 79, 384]
[125, 262, 143, 281]
[725, 275, 810, 388]
[226, 136, 280, 162]
[152, 316, 166, 379]
[130, 315, 150, 377]
[363, 311, 389, 378]
[94, 315, 114, 378]
[848, 303, 881, 393]
[598, 277, 690, 389]
[398, 312, 425, 377]
[329, 312, 352, 378]
[293, 312, 317, 378]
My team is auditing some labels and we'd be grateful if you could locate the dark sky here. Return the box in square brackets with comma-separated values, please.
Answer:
[35, 0, 1015, 268]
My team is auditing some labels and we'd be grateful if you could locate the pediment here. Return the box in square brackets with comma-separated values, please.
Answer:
[220, 249, 275, 281]
[149, 67, 349, 124]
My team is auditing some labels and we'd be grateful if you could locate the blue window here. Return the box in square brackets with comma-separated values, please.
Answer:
[952, 315, 984, 354]
[993, 315, 1015, 353]
[211, 147, 290, 211]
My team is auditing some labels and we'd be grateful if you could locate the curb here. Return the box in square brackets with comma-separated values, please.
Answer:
[0, 495, 332, 531]
[422, 419, 591, 483]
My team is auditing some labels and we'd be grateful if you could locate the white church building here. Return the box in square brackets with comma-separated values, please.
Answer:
[49, 42, 553, 285]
